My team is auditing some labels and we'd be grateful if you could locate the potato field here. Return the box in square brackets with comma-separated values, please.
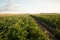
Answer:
[0, 14, 60, 40]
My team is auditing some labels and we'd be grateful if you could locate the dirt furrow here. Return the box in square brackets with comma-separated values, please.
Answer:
[30, 15, 58, 40]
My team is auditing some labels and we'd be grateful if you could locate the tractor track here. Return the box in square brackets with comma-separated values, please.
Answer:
[30, 15, 58, 40]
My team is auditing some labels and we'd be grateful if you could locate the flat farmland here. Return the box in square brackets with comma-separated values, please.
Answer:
[0, 14, 60, 40]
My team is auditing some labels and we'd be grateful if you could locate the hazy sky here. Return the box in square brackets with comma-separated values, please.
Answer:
[0, 0, 60, 13]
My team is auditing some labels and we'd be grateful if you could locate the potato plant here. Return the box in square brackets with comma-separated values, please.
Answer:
[0, 15, 49, 40]
[33, 14, 60, 39]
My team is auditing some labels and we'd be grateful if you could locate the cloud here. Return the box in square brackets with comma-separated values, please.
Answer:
[0, 0, 60, 13]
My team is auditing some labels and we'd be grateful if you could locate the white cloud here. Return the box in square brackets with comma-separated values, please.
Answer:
[0, 0, 60, 13]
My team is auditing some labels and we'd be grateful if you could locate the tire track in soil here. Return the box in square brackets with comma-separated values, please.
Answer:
[30, 15, 58, 40]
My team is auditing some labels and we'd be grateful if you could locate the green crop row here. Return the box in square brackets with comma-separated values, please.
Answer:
[33, 14, 60, 39]
[0, 15, 50, 40]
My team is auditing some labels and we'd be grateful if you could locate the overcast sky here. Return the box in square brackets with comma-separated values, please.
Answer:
[0, 0, 60, 13]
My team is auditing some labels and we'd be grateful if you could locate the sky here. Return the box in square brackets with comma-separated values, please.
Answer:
[0, 0, 60, 14]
